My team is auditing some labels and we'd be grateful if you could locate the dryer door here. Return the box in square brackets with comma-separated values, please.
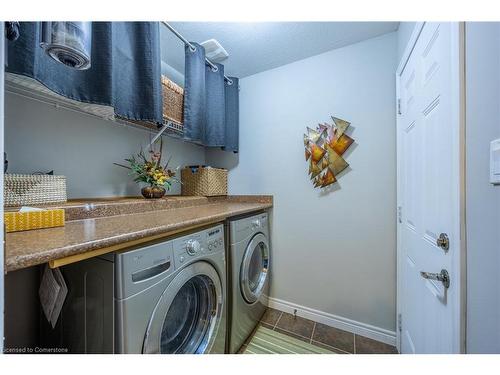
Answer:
[240, 233, 270, 304]
[142, 261, 223, 354]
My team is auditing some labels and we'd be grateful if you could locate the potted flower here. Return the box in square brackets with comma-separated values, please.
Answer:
[115, 139, 178, 199]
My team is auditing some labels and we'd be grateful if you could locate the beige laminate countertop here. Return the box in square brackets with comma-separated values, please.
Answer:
[5, 196, 272, 272]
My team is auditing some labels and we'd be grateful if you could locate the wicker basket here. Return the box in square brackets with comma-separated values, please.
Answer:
[181, 167, 228, 197]
[117, 75, 184, 131]
[4, 174, 67, 207]
[161, 76, 184, 125]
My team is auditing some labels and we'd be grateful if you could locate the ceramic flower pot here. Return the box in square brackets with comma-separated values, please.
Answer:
[141, 186, 166, 199]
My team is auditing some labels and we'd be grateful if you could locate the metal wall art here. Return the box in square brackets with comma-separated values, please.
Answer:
[304, 116, 354, 188]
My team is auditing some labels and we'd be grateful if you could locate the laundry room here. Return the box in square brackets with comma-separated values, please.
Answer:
[1, 2, 500, 372]
[1, 19, 399, 354]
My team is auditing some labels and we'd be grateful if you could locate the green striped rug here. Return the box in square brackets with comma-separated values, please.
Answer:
[243, 326, 334, 354]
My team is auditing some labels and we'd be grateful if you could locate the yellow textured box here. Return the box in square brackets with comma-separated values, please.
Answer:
[4, 209, 65, 233]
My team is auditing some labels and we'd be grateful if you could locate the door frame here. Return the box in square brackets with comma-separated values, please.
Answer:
[1, 22, 5, 354]
[395, 22, 467, 353]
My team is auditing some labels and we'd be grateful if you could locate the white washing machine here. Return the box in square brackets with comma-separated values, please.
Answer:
[51, 224, 226, 354]
[227, 212, 270, 353]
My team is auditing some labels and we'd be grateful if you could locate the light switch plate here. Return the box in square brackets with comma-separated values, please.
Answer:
[491, 139, 500, 185]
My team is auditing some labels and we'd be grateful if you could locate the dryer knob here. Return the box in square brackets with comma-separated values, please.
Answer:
[251, 219, 261, 229]
[186, 239, 201, 255]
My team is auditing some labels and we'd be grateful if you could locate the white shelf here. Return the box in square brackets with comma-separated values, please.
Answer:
[5, 72, 184, 138]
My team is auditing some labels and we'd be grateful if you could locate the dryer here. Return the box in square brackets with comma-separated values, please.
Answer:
[50, 224, 226, 354]
[227, 212, 270, 353]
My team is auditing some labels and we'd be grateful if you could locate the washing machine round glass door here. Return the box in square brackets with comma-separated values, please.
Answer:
[142, 261, 223, 354]
[240, 233, 270, 304]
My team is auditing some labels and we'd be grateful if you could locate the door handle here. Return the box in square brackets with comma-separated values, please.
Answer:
[420, 269, 450, 289]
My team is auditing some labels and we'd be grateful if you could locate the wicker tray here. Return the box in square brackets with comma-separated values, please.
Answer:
[4, 174, 67, 207]
[181, 167, 228, 197]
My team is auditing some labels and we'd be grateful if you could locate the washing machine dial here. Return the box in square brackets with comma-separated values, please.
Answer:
[186, 239, 201, 255]
[251, 219, 261, 229]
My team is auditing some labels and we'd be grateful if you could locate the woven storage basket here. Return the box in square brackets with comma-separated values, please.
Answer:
[116, 75, 184, 131]
[181, 167, 228, 197]
[4, 174, 67, 207]
[161, 75, 184, 125]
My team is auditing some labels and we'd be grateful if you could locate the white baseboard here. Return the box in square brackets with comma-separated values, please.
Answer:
[268, 297, 397, 346]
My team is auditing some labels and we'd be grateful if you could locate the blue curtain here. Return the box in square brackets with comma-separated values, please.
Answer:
[183, 42, 239, 151]
[183, 42, 206, 143]
[223, 77, 239, 153]
[204, 62, 225, 147]
[6, 22, 163, 123]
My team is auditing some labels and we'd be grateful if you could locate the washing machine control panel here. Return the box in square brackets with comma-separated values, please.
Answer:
[173, 225, 224, 267]
[206, 226, 224, 252]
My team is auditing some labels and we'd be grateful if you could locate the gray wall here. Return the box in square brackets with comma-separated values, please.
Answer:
[161, 61, 184, 87]
[397, 22, 416, 63]
[5, 93, 205, 198]
[208, 32, 398, 332]
[465, 22, 500, 353]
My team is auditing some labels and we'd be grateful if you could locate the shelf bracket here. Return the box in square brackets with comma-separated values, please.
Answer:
[148, 122, 169, 147]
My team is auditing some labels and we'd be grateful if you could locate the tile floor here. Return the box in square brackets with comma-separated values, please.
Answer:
[239, 308, 398, 354]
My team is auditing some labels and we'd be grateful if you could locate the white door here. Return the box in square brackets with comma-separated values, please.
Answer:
[397, 22, 464, 354]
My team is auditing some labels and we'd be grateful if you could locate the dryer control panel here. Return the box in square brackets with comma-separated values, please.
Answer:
[173, 224, 224, 268]
[230, 212, 269, 245]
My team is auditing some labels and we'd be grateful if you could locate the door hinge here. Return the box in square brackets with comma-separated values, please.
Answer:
[398, 313, 402, 332]
[397, 98, 402, 115]
[397, 206, 402, 224]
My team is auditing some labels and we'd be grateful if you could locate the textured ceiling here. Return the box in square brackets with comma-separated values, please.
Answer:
[160, 22, 399, 78]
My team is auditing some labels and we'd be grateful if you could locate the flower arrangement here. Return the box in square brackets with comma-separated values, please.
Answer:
[115, 138, 179, 199]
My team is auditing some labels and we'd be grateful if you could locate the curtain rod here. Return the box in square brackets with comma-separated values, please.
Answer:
[161, 21, 234, 85]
